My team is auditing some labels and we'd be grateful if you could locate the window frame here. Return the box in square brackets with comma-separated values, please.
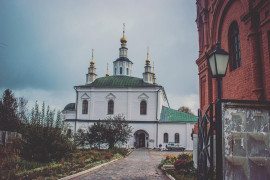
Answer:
[164, 133, 168, 143]
[107, 100, 114, 115]
[140, 100, 147, 115]
[228, 21, 242, 71]
[82, 100, 88, 114]
[120, 67, 123, 74]
[175, 133, 180, 143]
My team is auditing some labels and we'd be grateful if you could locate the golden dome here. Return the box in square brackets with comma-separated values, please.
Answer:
[106, 63, 109, 76]
[90, 49, 94, 64]
[121, 23, 127, 43]
[120, 35, 127, 43]
[91, 59, 94, 64]
[146, 47, 150, 65]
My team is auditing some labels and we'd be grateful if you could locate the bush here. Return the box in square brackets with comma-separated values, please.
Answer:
[159, 152, 197, 179]
[109, 147, 129, 156]
[20, 102, 76, 162]
[174, 153, 194, 175]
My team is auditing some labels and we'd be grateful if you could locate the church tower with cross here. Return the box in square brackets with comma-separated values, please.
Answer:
[113, 23, 133, 76]
[86, 49, 97, 84]
[142, 47, 154, 84]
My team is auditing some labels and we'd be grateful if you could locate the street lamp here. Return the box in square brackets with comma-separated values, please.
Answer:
[208, 42, 229, 180]
[208, 42, 230, 99]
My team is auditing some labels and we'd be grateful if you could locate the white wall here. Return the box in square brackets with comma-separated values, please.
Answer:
[75, 87, 163, 121]
[158, 123, 195, 150]
[65, 121, 158, 148]
[65, 121, 195, 150]
[63, 111, 75, 120]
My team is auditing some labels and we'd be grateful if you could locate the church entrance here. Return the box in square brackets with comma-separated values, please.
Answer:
[138, 133, 145, 147]
[134, 130, 149, 148]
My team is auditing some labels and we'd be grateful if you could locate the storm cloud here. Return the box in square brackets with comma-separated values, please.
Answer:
[0, 0, 199, 113]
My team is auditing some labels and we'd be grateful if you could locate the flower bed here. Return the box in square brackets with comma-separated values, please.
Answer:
[159, 153, 197, 180]
[1, 147, 130, 180]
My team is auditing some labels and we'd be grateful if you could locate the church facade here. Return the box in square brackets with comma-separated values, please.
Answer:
[63, 28, 197, 150]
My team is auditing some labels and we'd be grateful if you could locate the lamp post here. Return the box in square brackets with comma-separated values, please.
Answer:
[208, 42, 230, 99]
[208, 42, 229, 180]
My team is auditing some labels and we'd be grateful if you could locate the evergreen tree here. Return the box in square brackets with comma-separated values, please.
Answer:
[0, 89, 20, 132]
[18, 97, 28, 125]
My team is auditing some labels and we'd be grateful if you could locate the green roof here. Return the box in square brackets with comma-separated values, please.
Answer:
[77, 76, 160, 88]
[160, 106, 197, 123]
[63, 103, 75, 111]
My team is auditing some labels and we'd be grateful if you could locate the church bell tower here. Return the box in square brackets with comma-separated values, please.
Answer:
[113, 23, 133, 76]
[86, 49, 97, 84]
[143, 47, 154, 84]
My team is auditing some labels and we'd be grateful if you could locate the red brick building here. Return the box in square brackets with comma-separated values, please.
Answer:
[196, 0, 270, 114]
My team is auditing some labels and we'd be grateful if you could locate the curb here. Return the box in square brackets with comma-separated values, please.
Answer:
[60, 150, 133, 180]
[161, 165, 175, 180]
[165, 172, 176, 180]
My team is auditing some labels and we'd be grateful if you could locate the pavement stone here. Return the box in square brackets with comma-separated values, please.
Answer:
[72, 149, 184, 180]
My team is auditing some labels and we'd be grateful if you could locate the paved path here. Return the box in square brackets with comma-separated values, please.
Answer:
[73, 149, 178, 180]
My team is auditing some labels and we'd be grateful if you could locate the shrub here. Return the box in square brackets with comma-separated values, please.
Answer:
[20, 102, 76, 162]
[109, 147, 129, 156]
[174, 153, 194, 175]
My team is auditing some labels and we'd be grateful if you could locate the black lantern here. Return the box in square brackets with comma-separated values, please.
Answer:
[208, 42, 229, 99]
[208, 42, 229, 78]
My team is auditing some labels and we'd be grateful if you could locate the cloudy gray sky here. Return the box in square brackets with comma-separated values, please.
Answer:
[0, 0, 199, 113]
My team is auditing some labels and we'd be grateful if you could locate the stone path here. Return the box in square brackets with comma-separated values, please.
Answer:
[73, 149, 179, 180]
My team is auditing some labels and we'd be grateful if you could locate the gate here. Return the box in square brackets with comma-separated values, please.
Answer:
[198, 103, 214, 180]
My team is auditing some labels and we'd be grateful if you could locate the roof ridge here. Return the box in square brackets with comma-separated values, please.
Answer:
[76, 75, 161, 88]
[160, 106, 197, 123]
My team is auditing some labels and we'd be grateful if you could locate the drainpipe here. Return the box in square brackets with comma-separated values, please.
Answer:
[74, 86, 78, 134]
[156, 87, 162, 147]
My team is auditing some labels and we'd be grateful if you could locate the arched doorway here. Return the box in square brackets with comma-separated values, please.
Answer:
[138, 133, 145, 148]
[134, 130, 149, 148]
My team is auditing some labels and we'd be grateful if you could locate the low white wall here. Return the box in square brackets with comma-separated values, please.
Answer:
[193, 134, 198, 168]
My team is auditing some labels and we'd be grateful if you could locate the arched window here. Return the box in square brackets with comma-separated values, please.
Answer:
[175, 133, 180, 143]
[140, 100, 147, 115]
[164, 133, 168, 143]
[82, 100, 88, 114]
[228, 21, 241, 70]
[108, 100, 114, 114]
[126, 68, 129, 75]
[120, 67, 123, 74]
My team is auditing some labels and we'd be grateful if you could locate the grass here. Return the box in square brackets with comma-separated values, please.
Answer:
[1, 148, 129, 180]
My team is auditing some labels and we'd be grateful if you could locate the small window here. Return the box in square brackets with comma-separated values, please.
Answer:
[115, 68, 117, 75]
[140, 100, 147, 115]
[82, 100, 88, 114]
[228, 21, 241, 70]
[108, 100, 114, 114]
[126, 68, 129, 75]
[175, 133, 179, 143]
[267, 31, 270, 61]
[120, 67, 122, 74]
[201, 77, 206, 107]
[164, 133, 168, 143]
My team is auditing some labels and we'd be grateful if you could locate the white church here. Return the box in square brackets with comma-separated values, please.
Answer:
[63, 27, 197, 150]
